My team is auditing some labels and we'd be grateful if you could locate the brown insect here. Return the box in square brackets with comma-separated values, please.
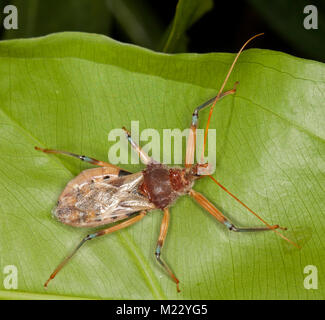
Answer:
[35, 34, 299, 292]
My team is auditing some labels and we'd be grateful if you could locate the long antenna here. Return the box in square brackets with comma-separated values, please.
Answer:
[200, 34, 300, 248]
[200, 33, 264, 163]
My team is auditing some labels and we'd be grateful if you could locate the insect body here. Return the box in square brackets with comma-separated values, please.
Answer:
[35, 34, 298, 292]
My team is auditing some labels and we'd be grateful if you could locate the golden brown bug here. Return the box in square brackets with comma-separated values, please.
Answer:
[35, 34, 299, 292]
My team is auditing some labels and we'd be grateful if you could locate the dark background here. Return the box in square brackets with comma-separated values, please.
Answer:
[0, 0, 324, 62]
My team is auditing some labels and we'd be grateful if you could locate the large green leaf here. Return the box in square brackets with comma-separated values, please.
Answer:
[0, 32, 324, 300]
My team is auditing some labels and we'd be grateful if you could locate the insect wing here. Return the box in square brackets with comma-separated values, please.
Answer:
[53, 168, 155, 227]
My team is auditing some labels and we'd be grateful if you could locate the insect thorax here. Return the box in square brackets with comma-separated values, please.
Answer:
[141, 163, 195, 209]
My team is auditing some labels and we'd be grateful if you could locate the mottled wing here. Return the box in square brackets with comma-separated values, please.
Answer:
[53, 168, 155, 227]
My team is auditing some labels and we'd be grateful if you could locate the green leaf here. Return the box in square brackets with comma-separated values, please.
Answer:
[0, 32, 324, 299]
[162, 0, 213, 53]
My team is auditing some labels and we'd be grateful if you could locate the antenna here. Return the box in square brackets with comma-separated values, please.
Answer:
[201, 33, 264, 163]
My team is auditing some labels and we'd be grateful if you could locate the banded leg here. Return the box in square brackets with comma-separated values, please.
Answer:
[122, 127, 153, 164]
[35, 146, 129, 176]
[189, 189, 283, 232]
[185, 83, 238, 167]
[155, 208, 180, 292]
[44, 211, 146, 288]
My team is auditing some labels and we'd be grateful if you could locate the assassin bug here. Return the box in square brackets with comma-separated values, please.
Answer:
[35, 33, 299, 293]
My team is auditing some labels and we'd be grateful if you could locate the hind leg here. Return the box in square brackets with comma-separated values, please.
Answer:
[44, 211, 146, 287]
[35, 146, 130, 176]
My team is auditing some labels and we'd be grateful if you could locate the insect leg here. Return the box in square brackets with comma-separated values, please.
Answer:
[189, 189, 283, 232]
[35, 146, 129, 175]
[185, 83, 238, 167]
[155, 208, 180, 292]
[122, 127, 153, 164]
[44, 211, 146, 288]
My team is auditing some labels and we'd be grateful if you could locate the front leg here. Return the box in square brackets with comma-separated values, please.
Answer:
[122, 127, 154, 164]
[185, 83, 238, 167]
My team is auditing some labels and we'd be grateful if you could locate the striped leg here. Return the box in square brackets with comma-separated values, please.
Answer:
[185, 83, 238, 167]
[122, 127, 153, 165]
[189, 189, 282, 232]
[155, 208, 180, 292]
[35, 146, 129, 176]
[44, 211, 146, 288]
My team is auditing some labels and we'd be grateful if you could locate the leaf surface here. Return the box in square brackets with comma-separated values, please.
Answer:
[0, 32, 324, 299]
